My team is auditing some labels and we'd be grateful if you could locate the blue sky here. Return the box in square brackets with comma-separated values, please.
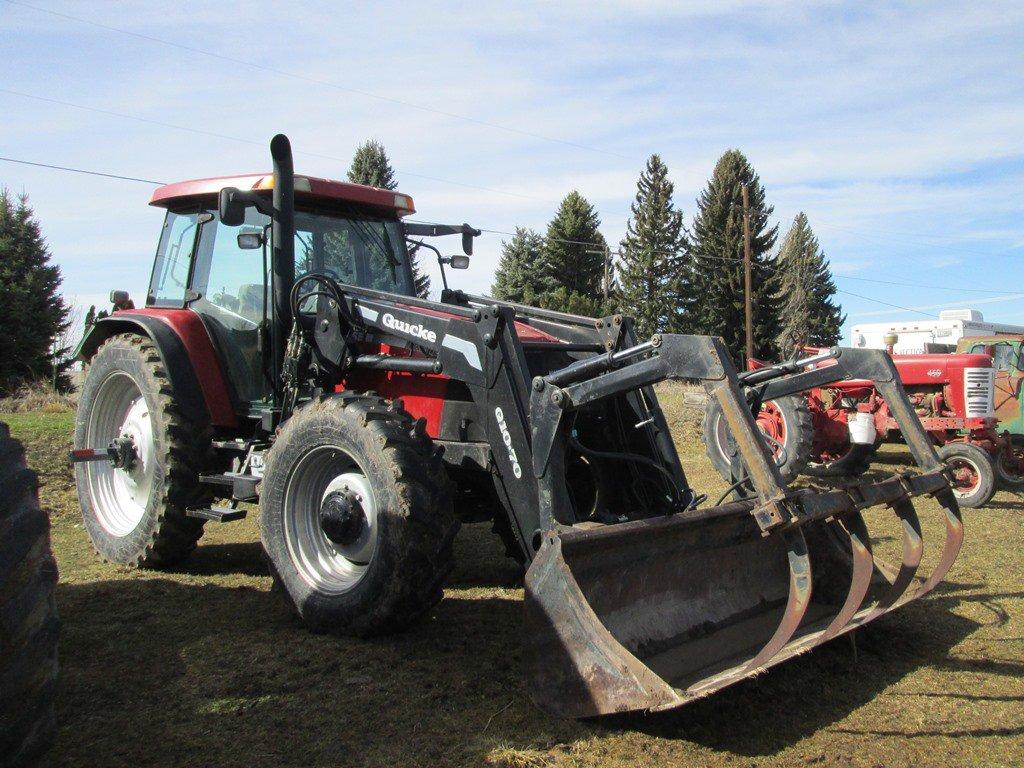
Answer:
[2, 0, 1023, 341]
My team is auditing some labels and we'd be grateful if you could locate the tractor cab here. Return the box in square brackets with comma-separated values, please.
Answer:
[145, 171, 420, 412]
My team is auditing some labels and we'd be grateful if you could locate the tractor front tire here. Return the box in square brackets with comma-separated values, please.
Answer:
[260, 395, 458, 636]
[0, 424, 59, 768]
[74, 334, 209, 567]
[702, 394, 813, 484]
[937, 442, 996, 509]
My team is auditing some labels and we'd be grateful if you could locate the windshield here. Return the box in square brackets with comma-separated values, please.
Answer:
[293, 210, 413, 296]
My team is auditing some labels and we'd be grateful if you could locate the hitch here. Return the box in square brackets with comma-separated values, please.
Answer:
[69, 436, 138, 469]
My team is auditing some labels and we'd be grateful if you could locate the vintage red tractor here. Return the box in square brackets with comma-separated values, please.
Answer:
[705, 345, 1024, 507]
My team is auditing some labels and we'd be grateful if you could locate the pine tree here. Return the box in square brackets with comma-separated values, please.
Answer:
[492, 227, 546, 302]
[774, 212, 845, 355]
[540, 191, 607, 298]
[0, 189, 72, 393]
[347, 140, 397, 190]
[687, 150, 779, 362]
[347, 139, 429, 297]
[84, 305, 96, 329]
[618, 155, 689, 338]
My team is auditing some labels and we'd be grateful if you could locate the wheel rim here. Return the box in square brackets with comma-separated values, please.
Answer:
[714, 403, 787, 465]
[283, 446, 379, 594]
[84, 372, 156, 536]
[996, 445, 1024, 484]
[946, 457, 982, 496]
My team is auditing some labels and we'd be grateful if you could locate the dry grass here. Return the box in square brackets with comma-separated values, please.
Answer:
[0, 380, 76, 414]
[5, 409, 1023, 768]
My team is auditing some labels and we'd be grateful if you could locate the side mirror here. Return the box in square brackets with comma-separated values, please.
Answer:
[442, 255, 470, 270]
[218, 187, 247, 226]
[237, 231, 264, 250]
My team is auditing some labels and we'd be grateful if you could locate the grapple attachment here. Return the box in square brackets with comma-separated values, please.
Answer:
[522, 339, 962, 718]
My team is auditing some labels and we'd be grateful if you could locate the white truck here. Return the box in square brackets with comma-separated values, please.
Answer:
[851, 309, 1024, 354]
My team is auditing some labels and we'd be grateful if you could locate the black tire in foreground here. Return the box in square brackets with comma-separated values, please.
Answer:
[0, 423, 59, 768]
[702, 394, 814, 484]
[937, 442, 996, 509]
[260, 395, 458, 636]
[74, 334, 209, 567]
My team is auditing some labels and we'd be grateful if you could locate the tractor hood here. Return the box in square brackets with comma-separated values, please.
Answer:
[892, 352, 992, 386]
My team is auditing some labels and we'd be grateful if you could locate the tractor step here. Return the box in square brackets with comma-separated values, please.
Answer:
[186, 506, 248, 522]
[199, 473, 260, 502]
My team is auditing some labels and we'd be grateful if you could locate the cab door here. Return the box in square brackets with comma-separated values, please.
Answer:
[189, 208, 272, 410]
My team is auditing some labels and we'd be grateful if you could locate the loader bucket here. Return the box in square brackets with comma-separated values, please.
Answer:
[519, 337, 962, 717]
[523, 484, 962, 719]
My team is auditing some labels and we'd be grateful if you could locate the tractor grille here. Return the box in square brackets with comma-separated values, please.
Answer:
[963, 367, 995, 418]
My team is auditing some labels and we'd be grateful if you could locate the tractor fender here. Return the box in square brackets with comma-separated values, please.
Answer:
[77, 309, 238, 428]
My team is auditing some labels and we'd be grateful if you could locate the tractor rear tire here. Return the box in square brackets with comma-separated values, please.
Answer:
[260, 395, 458, 636]
[702, 394, 813, 484]
[74, 334, 209, 567]
[937, 442, 996, 509]
[994, 436, 1024, 492]
[0, 423, 59, 768]
[805, 442, 878, 478]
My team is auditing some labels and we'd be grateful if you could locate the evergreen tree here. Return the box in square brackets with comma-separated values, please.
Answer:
[774, 212, 845, 355]
[347, 139, 397, 190]
[540, 191, 607, 298]
[492, 227, 545, 302]
[531, 286, 613, 317]
[687, 150, 779, 361]
[0, 189, 72, 392]
[84, 305, 96, 329]
[347, 140, 429, 297]
[618, 155, 689, 338]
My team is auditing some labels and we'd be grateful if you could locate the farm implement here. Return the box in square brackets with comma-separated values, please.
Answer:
[72, 135, 963, 717]
[705, 345, 1024, 507]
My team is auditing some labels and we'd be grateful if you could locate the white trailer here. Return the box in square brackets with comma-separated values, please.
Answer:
[851, 309, 1024, 354]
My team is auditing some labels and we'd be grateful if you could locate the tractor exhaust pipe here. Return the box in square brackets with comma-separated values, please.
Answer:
[270, 134, 295, 378]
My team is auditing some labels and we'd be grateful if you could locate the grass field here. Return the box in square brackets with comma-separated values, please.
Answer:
[7, 406, 1024, 768]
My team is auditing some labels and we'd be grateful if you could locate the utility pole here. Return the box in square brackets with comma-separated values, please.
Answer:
[741, 183, 754, 363]
[587, 246, 613, 301]
[603, 244, 612, 301]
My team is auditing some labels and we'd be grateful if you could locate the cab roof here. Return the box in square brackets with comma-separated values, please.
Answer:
[149, 173, 415, 216]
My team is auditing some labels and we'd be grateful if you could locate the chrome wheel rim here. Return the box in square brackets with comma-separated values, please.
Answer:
[283, 446, 379, 594]
[84, 372, 156, 537]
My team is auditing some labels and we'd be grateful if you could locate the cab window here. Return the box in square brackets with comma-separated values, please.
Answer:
[191, 207, 270, 322]
[970, 342, 1020, 372]
[293, 212, 412, 296]
[148, 211, 201, 307]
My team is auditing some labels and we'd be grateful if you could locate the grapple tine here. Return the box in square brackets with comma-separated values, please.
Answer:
[860, 496, 924, 622]
[821, 514, 875, 642]
[913, 487, 965, 599]
[739, 529, 812, 674]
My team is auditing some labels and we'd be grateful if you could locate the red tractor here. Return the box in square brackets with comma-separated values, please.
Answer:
[69, 135, 964, 718]
[704, 345, 1024, 507]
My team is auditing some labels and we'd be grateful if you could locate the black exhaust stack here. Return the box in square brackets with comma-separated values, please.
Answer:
[270, 134, 295, 390]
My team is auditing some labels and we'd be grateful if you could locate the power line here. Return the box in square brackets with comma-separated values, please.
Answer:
[0, 87, 533, 200]
[466, 223, 1010, 295]
[813, 219, 1016, 261]
[3, 0, 627, 160]
[0, 158, 989, 321]
[0, 156, 164, 185]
